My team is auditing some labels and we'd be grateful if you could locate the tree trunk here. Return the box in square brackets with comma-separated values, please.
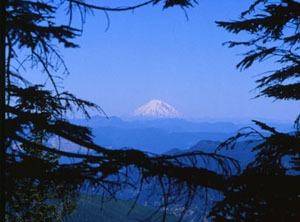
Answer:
[0, 0, 6, 221]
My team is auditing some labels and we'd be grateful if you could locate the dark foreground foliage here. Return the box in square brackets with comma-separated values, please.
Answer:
[209, 0, 300, 221]
[1, 0, 300, 221]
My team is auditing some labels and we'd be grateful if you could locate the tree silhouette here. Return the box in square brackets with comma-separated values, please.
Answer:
[208, 1, 300, 221]
[1, 0, 239, 221]
[6, 131, 78, 222]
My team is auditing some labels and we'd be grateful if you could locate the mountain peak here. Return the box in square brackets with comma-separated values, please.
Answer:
[134, 100, 181, 118]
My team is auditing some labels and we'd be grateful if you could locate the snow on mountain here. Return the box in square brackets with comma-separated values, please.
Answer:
[134, 99, 181, 118]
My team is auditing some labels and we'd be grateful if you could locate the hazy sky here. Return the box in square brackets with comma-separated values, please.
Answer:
[45, 0, 299, 121]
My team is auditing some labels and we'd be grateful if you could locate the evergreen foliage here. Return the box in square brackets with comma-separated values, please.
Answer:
[217, 0, 300, 101]
[6, 133, 77, 222]
[208, 1, 300, 221]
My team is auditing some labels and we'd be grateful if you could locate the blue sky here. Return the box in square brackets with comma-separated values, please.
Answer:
[48, 0, 299, 121]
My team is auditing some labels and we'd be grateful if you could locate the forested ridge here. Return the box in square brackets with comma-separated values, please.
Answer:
[65, 194, 180, 222]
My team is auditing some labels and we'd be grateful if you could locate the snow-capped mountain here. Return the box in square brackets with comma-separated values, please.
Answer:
[134, 99, 181, 118]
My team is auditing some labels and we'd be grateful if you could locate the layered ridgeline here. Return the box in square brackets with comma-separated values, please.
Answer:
[68, 100, 238, 153]
[68, 100, 292, 154]
[134, 100, 181, 118]
[69, 117, 239, 153]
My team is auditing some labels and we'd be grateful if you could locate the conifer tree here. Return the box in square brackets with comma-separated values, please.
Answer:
[209, 1, 300, 221]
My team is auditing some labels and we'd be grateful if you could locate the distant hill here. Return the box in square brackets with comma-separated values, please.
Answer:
[72, 115, 241, 133]
[66, 195, 180, 222]
[70, 116, 242, 153]
[92, 127, 234, 153]
[166, 140, 256, 168]
[65, 115, 292, 154]
[72, 115, 293, 133]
